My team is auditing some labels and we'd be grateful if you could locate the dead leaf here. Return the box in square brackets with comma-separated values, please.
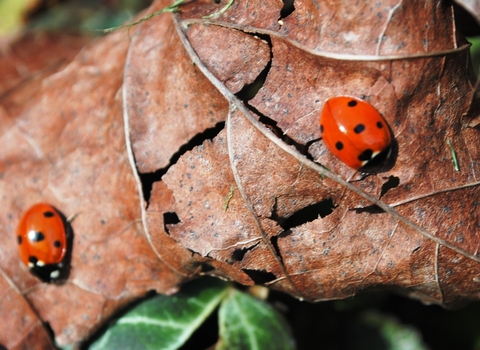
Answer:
[0, 28, 187, 347]
[126, 0, 480, 309]
[0, 32, 91, 106]
[2, 0, 480, 347]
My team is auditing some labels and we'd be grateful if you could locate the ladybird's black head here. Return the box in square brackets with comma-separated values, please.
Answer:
[358, 143, 396, 173]
[29, 263, 67, 283]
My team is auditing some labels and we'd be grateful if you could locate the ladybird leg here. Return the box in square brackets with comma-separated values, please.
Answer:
[346, 171, 371, 183]
[66, 212, 80, 223]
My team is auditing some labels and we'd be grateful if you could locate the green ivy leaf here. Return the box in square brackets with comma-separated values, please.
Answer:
[217, 289, 296, 350]
[351, 311, 428, 350]
[90, 278, 228, 350]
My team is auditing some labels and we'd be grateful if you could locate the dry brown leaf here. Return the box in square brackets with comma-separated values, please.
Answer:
[2, 0, 480, 347]
[127, 0, 480, 309]
[0, 32, 91, 98]
[0, 29, 186, 347]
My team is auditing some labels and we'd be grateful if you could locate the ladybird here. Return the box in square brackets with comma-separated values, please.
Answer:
[17, 203, 70, 282]
[319, 96, 393, 172]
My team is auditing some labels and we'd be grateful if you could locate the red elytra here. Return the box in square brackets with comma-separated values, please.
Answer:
[17, 203, 67, 280]
[319, 96, 392, 171]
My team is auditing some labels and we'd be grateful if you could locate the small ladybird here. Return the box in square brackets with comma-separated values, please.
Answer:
[17, 203, 70, 282]
[319, 96, 393, 172]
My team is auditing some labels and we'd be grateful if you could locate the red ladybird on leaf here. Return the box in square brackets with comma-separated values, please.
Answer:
[17, 203, 71, 282]
[319, 96, 393, 172]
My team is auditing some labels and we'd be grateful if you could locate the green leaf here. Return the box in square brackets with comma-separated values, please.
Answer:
[217, 289, 296, 350]
[90, 278, 229, 350]
[0, 0, 35, 34]
[352, 311, 428, 350]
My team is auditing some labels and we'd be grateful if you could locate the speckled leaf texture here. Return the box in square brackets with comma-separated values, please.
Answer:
[1, 0, 480, 347]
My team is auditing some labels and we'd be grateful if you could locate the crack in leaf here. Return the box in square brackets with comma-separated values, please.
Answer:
[375, 1, 402, 56]
[226, 107, 305, 298]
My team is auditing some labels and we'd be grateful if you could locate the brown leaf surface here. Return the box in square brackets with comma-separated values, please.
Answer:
[0, 30, 186, 347]
[126, 0, 480, 308]
[2, 0, 480, 347]
[0, 32, 91, 98]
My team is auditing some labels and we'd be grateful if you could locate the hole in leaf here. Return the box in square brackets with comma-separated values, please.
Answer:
[355, 205, 385, 214]
[200, 263, 215, 273]
[140, 122, 225, 203]
[270, 235, 284, 263]
[273, 198, 336, 230]
[379, 176, 400, 198]
[163, 212, 180, 225]
[242, 269, 277, 284]
[227, 242, 261, 264]
[229, 248, 248, 263]
[43, 322, 55, 343]
[255, 112, 311, 155]
[163, 212, 180, 235]
[280, 0, 295, 19]
[234, 33, 315, 159]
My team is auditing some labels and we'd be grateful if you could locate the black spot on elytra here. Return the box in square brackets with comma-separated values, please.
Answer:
[54, 240, 61, 248]
[358, 149, 374, 161]
[43, 211, 55, 218]
[354, 124, 365, 133]
[29, 256, 39, 265]
[335, 141, 344, 150]
[377, 121, 384, 129]
[17, 236, 22, 245]
[347, 99, 358, 107]
[30, 231, 45, 242]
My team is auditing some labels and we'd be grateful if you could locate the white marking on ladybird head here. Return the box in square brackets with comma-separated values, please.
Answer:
[50, 270, 60, 279]
[36, 260, 45, 267]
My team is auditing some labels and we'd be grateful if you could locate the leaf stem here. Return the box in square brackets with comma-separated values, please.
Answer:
[203, 0, 235, 19]
[223, 185, 236, 212]
[100, 0, 186, 33]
